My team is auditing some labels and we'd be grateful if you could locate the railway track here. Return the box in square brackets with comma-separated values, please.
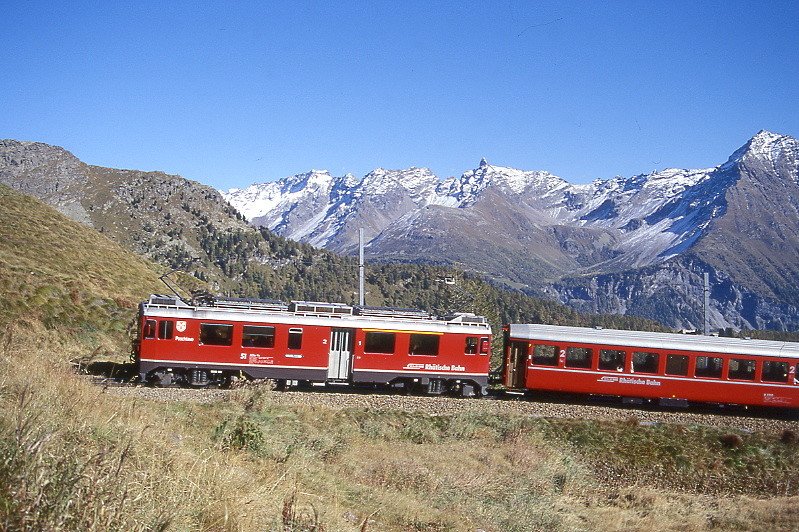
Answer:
[90, 374, 799, 435]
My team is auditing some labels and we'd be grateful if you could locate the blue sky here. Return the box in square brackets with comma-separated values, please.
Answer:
[2, 1, 797, 189]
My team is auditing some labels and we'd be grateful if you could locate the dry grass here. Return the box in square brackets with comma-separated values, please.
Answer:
[3, 322, 799, 530]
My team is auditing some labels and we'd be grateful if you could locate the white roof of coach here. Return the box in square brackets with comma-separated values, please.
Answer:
[141, 295, 491, 335]
[508, 324, 799, 359]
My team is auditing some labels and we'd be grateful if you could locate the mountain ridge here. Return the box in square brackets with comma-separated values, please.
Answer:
[223, 130, 799, 330]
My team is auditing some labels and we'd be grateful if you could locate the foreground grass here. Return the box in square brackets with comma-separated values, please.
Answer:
[4, 321, 799, 530]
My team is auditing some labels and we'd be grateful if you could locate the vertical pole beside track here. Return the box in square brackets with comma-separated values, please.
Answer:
[359, 228, 365, 306]
[703, 272, 710, 335]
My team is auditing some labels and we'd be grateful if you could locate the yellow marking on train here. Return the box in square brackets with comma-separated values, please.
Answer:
[362, 329, 443, 335]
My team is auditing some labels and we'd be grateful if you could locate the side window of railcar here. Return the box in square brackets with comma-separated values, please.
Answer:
[665, 354, 689, 376]
[728, 358, 756, 380]
[532, 345, 558, 366]
[287, 328, 303, 350]
[143, 319, 156, 339]
[409, 334, 440, 356]
[465, 337, 478, 355]
[598, 349, 626, 371]
[364, 332, 395, 354]
[632, 351, 659, 374]
[158, 320, 174, 340]
[762, 360, 789, 383]
[695, 356, 723, 378]
[565, 347, 593, 368]
[200, 324, 233, 346]
[242, 326, 275, 348]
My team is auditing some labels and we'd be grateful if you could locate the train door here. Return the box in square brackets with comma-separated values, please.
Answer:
[327, 328, 354, 380]
[505, 341, 529, 388]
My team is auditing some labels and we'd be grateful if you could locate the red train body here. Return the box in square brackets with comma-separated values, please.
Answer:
[503, 324, 799, 409]
[136, 295, 492, 396]
[135, 294, 799, 410]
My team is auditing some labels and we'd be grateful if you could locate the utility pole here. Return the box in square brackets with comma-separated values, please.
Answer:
[359, 228, 365, 306]
[703, 272, 710, 335]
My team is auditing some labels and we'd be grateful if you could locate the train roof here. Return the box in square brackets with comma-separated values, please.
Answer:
[141, 295, 491, 334]
[507, 323, 799, 359]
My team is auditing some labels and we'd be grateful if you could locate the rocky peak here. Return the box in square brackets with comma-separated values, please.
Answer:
[0, 139, 81, 171]
[721, 130, 798, 173]
[360, 167, 438, 197]
[286, 169, 333, 191]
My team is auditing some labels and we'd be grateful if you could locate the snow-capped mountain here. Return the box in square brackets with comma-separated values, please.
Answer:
[224, 130, 799, 330]
[223, 146, 723, 270]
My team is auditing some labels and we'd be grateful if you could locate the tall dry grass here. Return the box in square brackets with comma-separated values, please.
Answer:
[3, 319, 799, 530]
[0, 321, 297, 530]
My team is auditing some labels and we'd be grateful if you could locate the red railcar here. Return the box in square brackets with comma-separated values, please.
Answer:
[136, 295, 491, 395]
[503, 324, 799, 409]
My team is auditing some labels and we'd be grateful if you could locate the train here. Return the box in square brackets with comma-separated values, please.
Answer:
[503, 324, 799, 409]
[135, 294, 799, 409]
[135, 294, 492, 397]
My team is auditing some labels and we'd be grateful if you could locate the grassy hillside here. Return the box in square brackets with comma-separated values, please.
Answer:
[0, 186, 226, 529]
[0, 185, 163, 347]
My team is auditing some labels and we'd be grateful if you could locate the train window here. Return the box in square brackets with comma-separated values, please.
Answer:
[143, 319, 156, 339]
[728, 358, 756, 380]
[565, 347, 593, 368]
[288, 328, 303, 350]
[200, 324, 233, 346]
[158, 320, 174, 340]
[695, 356, 723, 378]
[532, 345, 557, 366]
[409, 334, 440, 356]
[598, 349, 626, 371]
[762, 360, 789, 383]
[242, 326, 275, 348]
[632, 351, 659, 374]
[365, 332, 395, 354]
[465, 337, 478, 355]
[665, 354, 689, 376]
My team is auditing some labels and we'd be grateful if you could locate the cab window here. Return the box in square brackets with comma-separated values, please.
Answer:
[409, 334, 439, 356]
[465, 337, 478, 355]
[242, 326, 275, 348]
[200, 323, 233, 346]
[158, 320, 174, 340]
[143, 319, 156, 339]
[365, 332, 395, 354]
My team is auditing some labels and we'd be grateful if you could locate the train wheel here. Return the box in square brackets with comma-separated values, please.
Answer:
[150, 370, 174, 387]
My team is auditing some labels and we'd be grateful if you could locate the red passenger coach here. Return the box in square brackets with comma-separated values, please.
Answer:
[136, 295, 491, 396]
[503, 324, 799, 409]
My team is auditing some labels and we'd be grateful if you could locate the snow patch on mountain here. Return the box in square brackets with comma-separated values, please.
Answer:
[222, 130, 797, 277]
